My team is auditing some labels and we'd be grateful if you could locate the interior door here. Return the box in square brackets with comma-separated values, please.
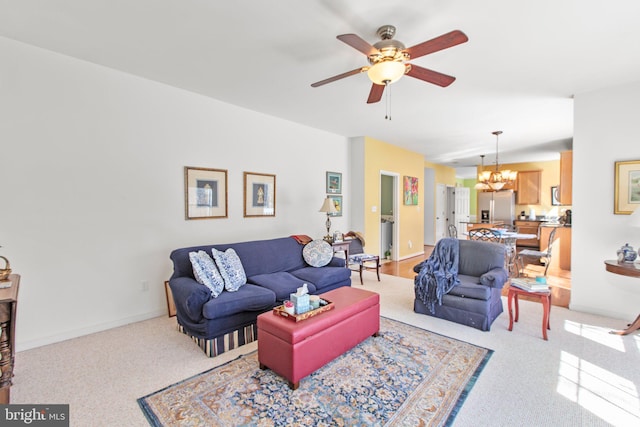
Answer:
[435, 184, 446, 241]
[454, 187, 470, 235]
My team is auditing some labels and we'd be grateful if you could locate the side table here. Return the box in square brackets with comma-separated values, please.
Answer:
[0, 274, 20, 404]
[604, 260, 640, 335]
[508, 285, 551, 340]
[331, 241, 350, 268]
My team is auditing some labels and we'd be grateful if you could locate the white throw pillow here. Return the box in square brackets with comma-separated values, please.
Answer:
[211, 248, 247, 292]
[303, 239, 333, 267]
[188, 250, 225, 298]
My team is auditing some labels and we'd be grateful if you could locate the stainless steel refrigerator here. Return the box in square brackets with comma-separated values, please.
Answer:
[477, 190, 515, 223]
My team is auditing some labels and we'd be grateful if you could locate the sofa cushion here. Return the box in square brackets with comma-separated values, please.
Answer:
[212, 248, 247, 292]
[447, 275, 492, 301]
[188, 251, 225, 298]
[248, 272, 317, 301]
[201, 284, 276, 320]
[291, 266, 352, 290]
[302, 239, 333, 267]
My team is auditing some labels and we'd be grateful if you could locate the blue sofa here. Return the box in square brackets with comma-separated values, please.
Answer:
[169, 236, 352, 356]
[413, 238, 508, 331]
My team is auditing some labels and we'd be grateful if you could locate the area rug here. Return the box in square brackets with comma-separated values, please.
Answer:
[138, 317, 492, 426]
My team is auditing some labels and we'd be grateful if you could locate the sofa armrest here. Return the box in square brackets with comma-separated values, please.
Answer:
[169, 277, 210, 323]
[480, 267, 509, 289]
[328, 256, 346, 268]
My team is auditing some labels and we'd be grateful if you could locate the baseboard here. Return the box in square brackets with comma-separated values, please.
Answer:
[398, 251, 425, 261]
[16, 309, 166, 352]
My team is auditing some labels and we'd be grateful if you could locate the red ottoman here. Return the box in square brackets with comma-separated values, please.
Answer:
[257, 286, 380, 390]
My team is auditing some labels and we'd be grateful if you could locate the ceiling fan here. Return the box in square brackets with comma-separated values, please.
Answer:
[311, 25, 468, 104]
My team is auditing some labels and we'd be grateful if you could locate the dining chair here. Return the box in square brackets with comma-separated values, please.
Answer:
[517, 227, 558, 277]
[468, 228, 502, 242]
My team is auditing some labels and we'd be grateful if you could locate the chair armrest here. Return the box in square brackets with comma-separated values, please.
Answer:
[169, 277, 210, 323]
[328, 257, 346, 267]
[413, 261, 425, 274]
[480, 267, 509, 289]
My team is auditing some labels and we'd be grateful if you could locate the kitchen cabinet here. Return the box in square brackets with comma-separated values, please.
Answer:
[514, 220, 541, 248]
[516, 170, 542, 205]
[559, 151, 572, 205]
[540, 226, 571, 272]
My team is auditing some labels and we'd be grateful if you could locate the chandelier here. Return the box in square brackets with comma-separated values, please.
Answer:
[476, 131, 517, 191]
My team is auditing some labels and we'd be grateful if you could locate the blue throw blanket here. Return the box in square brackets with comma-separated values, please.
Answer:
[414, 238, 460, 314]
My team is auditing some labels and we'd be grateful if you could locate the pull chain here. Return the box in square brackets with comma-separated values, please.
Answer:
[385, 81, 391, 120]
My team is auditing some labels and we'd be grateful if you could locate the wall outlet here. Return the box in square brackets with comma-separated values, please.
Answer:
[141, 280, 149, 291]
[408, 240, 413, 249]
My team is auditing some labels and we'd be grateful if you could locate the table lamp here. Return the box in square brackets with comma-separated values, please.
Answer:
[319, 197, 338, 242]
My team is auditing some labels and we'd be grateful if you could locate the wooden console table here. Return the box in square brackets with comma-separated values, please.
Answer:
[604, 260, 640, 335]
[0, 274, 20, 403]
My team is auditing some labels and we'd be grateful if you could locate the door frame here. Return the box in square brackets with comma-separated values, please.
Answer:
[380, 170, 399, 260]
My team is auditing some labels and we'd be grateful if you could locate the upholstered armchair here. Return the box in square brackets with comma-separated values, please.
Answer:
[413, 238, 508, 331]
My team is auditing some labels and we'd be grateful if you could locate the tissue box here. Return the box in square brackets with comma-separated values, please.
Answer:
[290, 293, 310, 314]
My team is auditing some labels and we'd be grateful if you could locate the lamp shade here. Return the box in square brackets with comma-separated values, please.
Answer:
[319, 197, 338, 214]
[367, 61, 405, 85]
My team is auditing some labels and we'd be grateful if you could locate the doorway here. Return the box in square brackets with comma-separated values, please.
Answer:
[380, 172, 398, 260]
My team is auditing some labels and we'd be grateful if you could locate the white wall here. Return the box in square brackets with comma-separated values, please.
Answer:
[571, 80, 640, 320]
[0, 37, 350, 350]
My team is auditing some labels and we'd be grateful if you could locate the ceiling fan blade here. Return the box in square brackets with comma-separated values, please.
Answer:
[311, 67, 366, 87]
[405, 30, 468, 60]
[367, 84, 385, 104]
[337, 34, 378, 56]
[406, 64, 456, 87]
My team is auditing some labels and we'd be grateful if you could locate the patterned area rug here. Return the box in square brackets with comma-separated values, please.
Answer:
[138, 317, 492, 426]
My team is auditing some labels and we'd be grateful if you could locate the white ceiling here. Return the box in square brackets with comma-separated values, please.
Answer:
[2, 1, 640, 177]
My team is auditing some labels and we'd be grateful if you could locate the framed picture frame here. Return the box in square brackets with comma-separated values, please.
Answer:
[403, 176, 419, 205]
[614, 160, 640, 214]
[551, 186, 560, 206]
[326, 171, 342, 194]
[328, 195, 343, 217]
[184, 166, 228, 220]
[244, 172, 276, 217]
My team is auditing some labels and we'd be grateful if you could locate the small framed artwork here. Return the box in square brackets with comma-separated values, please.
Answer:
[551, 186, 560, 206]
[244, 172, 276, 217]
[326, 171, 342, 194]
[403, 176, 419, 205]
[184, 166, 228, 220]
[328, 195, 343, 217]
[614, 160, 640, 214]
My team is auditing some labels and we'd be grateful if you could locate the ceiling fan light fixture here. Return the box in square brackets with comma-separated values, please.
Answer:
[367, 61, 405, 85]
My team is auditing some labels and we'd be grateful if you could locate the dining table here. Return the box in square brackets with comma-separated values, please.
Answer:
[463, 229, 537, 276]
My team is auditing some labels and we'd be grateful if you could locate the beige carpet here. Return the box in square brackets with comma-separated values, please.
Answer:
[12, 272, 640, 426]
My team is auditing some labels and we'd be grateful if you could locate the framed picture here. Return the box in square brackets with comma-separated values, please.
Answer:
[244, 172, 276, 217]
[615, 160, 640, 214]
[326, 171, 342, 194]
[184, 166, 227, 220]
[328, 195, 342, 217]
[403, 176, 419, 205]
[551, 186, 560, 206]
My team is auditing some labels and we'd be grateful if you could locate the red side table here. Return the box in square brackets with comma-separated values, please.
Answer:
[508, 285, 551, 340]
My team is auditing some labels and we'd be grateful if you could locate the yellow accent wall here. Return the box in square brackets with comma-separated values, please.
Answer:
[362, 136, 424, 259]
